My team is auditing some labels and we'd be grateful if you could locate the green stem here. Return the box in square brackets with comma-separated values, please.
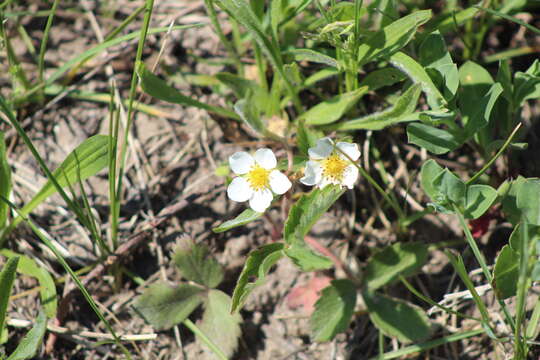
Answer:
[112, 0, 155, 247]
[38, 0, 60, 88]
[453, 205, 516, 332]
[467, 122, 521, 185]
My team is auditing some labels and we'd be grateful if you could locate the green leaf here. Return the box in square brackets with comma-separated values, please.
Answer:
[0, 132, 11, 228]
[231, 243, 284, 313]
[215, 72, 264, 100]
[357, 10, 432, 65]
[422, 7, 478, 37]
[419, 31, 459, 100]
[364, 291, 431, 343]
[284, 242, 333, 271]
[420, 159, 445, 202]
[13, 135, 109, 228]
[432, 169, 466, 207]
[288, 48, 339, 68]
[492, 245, 519, 299]
[359, 68, 406, 92]
[136, 62, 239, 120]
[332, 84, 421, 131]
[284, 186, 345, 245]
[0, 257, 19, 338]
[299, 87, 368, 125]
[407, 123, 462, 155]
[514, 60, 540, 107]
[364, 242, 428, 291]
[509, 223, 540, 254]
[462, 83, 503, 137]
[463, 185, 498, 220]
[283, 186, 344, 270]
[0, 250, 57, 318]
[133, 283, 205, 330]
[174, 242, 224, 288]
[516, 178, 540, 226]
[390, 51, 446, 109]
[198, 290, 241, 359]
[6, 311, 47, 360]
[310, 279, 356, 342]
[213, 209, 263, 233]
[500, 176, 527, 224]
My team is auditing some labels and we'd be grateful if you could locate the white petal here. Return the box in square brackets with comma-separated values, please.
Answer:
[318, 176, 334, 189]
[342, 165, 359, 189]
[227, 177, 253, 202]
[253, 148, 277, 169]
[308, 137, 333, 160]
[337, 142, 361, 161]
[269, 170, 292, 195]
[229, 152, 254, 175]
[249, 189, 273, 212]
[300, 161, 322, 186]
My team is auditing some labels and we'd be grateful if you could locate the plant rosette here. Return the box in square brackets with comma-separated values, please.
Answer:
[301, 137, 360, 189]
[227, 148, 292, 212]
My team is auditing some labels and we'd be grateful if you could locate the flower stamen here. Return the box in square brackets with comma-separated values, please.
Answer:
[247, 165, 270, 191]
[321, 154, 347, 181]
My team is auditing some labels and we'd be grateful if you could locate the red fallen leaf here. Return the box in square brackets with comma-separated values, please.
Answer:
[469, 211, 496, 239]
[286, 275, 332, 315]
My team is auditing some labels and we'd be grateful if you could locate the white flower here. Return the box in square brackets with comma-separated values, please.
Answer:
[300, 137, 360, 189]
[227, 148, 292, 212]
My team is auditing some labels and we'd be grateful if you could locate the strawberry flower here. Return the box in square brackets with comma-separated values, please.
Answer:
[300, 137, 360, 189]
[227, 148, 292, 212]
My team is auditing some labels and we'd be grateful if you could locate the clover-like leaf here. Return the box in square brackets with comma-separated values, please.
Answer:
[174, 242, 223, 288]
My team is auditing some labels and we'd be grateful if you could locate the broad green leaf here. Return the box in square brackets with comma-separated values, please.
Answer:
[198, 290, 241, 359]
[420, 159, 445, 202]
[514, 60, 540, 107]
[333, 84, 421, 130]
[357, 10, 432, 65]
[390, 51, 446, 109]
[407, 123, 462, 154]
[288, 48, 339, 68]
[310, 279, 357, 342]
[284, 186, 345, 245]
[500, 176, 527, 224]
[462, 83, 502, 137]
[419, 31, 459, 100]
[492, 245, 519, 299]
[463, 185, 498, 220]
[509, 223, 540, 254]
[7, 311, 47, 360]
[215, 72, 264, 100]
[133, 283, 205, 330]
[284, 242, 333, 271]
[299, 87, 368, 125]
[0, 250, 57, 318]
[364, 242, 428, 291]
[213, 209, 263, 233]
[359, 68, 406, 92]
[0, 257, 19, 338]
[516, 178, 540, 225]
[13, 135, 109, 229]
[234, 98, 264, 134]
[0, 132, 10, 229]
[422, 7, 478, 37]
[173, 242, 223, 288]
[432, 169, 466, 207]
[231, 243, 284, 313]
[303, 68, 339, 88]
[136, 62, 239, 120]
[364, 291, 431, 343]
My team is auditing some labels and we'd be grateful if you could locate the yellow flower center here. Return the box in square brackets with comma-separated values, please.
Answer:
[247, 165, 270, 191]
[321, 154, 347, 181]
